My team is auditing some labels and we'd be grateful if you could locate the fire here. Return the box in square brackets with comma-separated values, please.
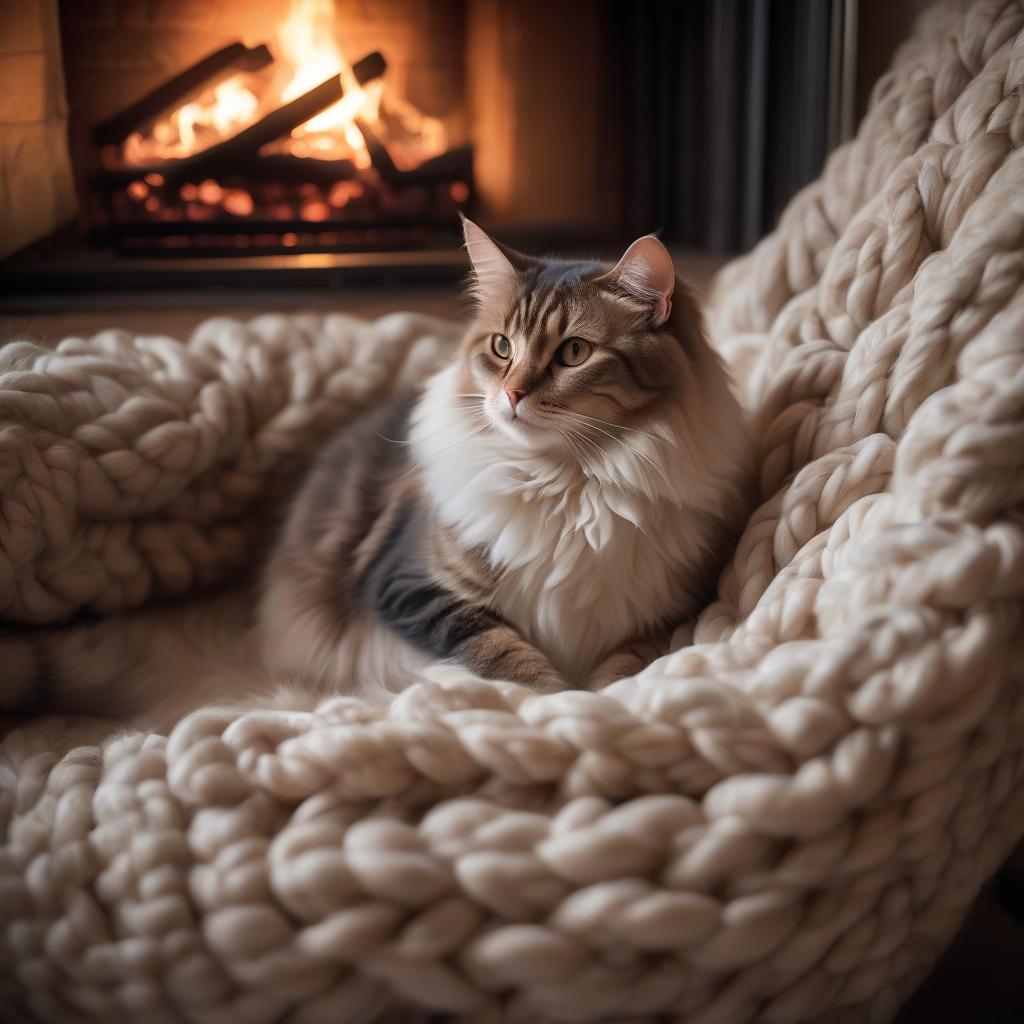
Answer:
[123, 78, 260, 165]
[276, 0, 379, 166]
[187, 78, 262, 149]
[119, 0, 446, 172]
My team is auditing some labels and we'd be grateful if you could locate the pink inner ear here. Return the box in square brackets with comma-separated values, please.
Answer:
[461, 216, 518, 301]
[609, 235, 676, 327]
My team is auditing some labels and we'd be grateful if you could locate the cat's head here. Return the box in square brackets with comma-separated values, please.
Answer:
[454, 218, 707, 456]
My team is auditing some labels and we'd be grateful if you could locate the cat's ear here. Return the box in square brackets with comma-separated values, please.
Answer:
[599, 235, 676, 326]
[461, 216, 521, 305]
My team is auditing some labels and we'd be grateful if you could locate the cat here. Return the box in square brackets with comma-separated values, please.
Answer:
[0, 220, 752, 725]
[257, 219, 753, 703]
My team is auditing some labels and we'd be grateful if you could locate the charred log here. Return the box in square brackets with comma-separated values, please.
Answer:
[93, 43, 274, 148]
[356, 118, 472, 186]
[198, 51, 383, 169]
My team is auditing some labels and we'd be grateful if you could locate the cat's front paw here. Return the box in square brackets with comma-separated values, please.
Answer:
[414, 661, 481, 689]
[520, 670, 568, 695]
[403, 661, 565, 712]
[588, 649, 647, 690]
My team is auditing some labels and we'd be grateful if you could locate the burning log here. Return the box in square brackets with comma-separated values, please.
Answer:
[96, 52, 387, 186]
[93, 43, 274, 147]
[357, 118, 473, 186]
[182, 52, 385, 175]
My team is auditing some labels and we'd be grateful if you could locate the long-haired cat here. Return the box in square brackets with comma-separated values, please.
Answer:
[0, 221, 752, 725]
[258, 220, 752, 704]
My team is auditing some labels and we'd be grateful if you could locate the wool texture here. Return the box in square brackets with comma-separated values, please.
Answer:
[3, 2, 1024, 1021]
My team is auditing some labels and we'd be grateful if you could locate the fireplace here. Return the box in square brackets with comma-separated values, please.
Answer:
[0, 0, 863, 297]
[82, 0, 473, 259]
[2, 0, 634, 292]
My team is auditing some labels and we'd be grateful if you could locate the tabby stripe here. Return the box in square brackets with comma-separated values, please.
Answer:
[525, 285, 558, 336]
[355, 498, 502, 659]
[376, 576, 498, 657]
[511, 280, 534, 335]
[610, 345, 656, 392]
[557, 303, 569, 338]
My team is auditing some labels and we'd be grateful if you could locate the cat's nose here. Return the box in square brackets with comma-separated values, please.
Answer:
[505, 389, 526, 410]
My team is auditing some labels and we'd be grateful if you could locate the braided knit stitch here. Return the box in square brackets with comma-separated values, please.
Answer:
[3, 3, 1024, 1021]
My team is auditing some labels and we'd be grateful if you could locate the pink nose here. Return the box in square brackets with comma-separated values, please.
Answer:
[506, 389, 526, 409]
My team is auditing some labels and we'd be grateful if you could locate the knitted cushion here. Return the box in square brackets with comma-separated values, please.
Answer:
[2, 2, 1023, 1021]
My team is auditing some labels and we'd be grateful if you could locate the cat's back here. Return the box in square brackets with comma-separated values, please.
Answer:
[258, 393, 429, 687]
[280, 394, 415, 551]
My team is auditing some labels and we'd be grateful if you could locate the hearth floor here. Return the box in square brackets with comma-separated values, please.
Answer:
[0, 286, 466, 348]
[0, 248, 727, 346]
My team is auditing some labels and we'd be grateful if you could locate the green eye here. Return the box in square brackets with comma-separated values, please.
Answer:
[491, 334, 512, 359]
[558, 338, 592, 366]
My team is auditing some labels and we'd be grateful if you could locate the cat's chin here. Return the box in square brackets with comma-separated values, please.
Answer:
[487, 408, 560, 451]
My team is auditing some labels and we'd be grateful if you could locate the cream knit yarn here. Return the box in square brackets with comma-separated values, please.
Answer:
[2, 2, 1024, 1021]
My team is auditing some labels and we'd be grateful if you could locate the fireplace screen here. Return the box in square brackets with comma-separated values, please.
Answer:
[85, 0, 472, 256]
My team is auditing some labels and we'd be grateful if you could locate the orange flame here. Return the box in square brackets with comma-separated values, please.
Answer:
[123, 78, 260, 165]
[276, 0, 379, 166]
[121, 0, 447, 172]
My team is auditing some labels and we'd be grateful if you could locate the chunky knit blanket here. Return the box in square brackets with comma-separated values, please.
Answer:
[3, 3, 1024, 1021]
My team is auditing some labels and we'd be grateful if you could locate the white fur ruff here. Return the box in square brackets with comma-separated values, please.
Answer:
[411, 364, 745, 684]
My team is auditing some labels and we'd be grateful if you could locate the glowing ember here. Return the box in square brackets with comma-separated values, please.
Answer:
[328, 180, 364, 207]
[300, 201, 330, 221]
[223, 190, 255, 217]
[197, 179, 225, 204]
[119, 0, 447, 174]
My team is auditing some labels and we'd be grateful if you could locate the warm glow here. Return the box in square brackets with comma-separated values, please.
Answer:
[121, 0, 447, 174]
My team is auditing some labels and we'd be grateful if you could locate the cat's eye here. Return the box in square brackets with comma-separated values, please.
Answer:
[491, 334, 512, 359]
[558, 338, 593, 367]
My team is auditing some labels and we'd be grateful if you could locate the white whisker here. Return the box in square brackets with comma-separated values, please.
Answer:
[404, 420, 492, 477]
[560, 408, 675, 448]
[560, 412, 661, 470]
[554, 410, 673, 486]
[385, 409, 488, 447]
[553, 424, 600, 479]
[564, 424, 647, 493]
